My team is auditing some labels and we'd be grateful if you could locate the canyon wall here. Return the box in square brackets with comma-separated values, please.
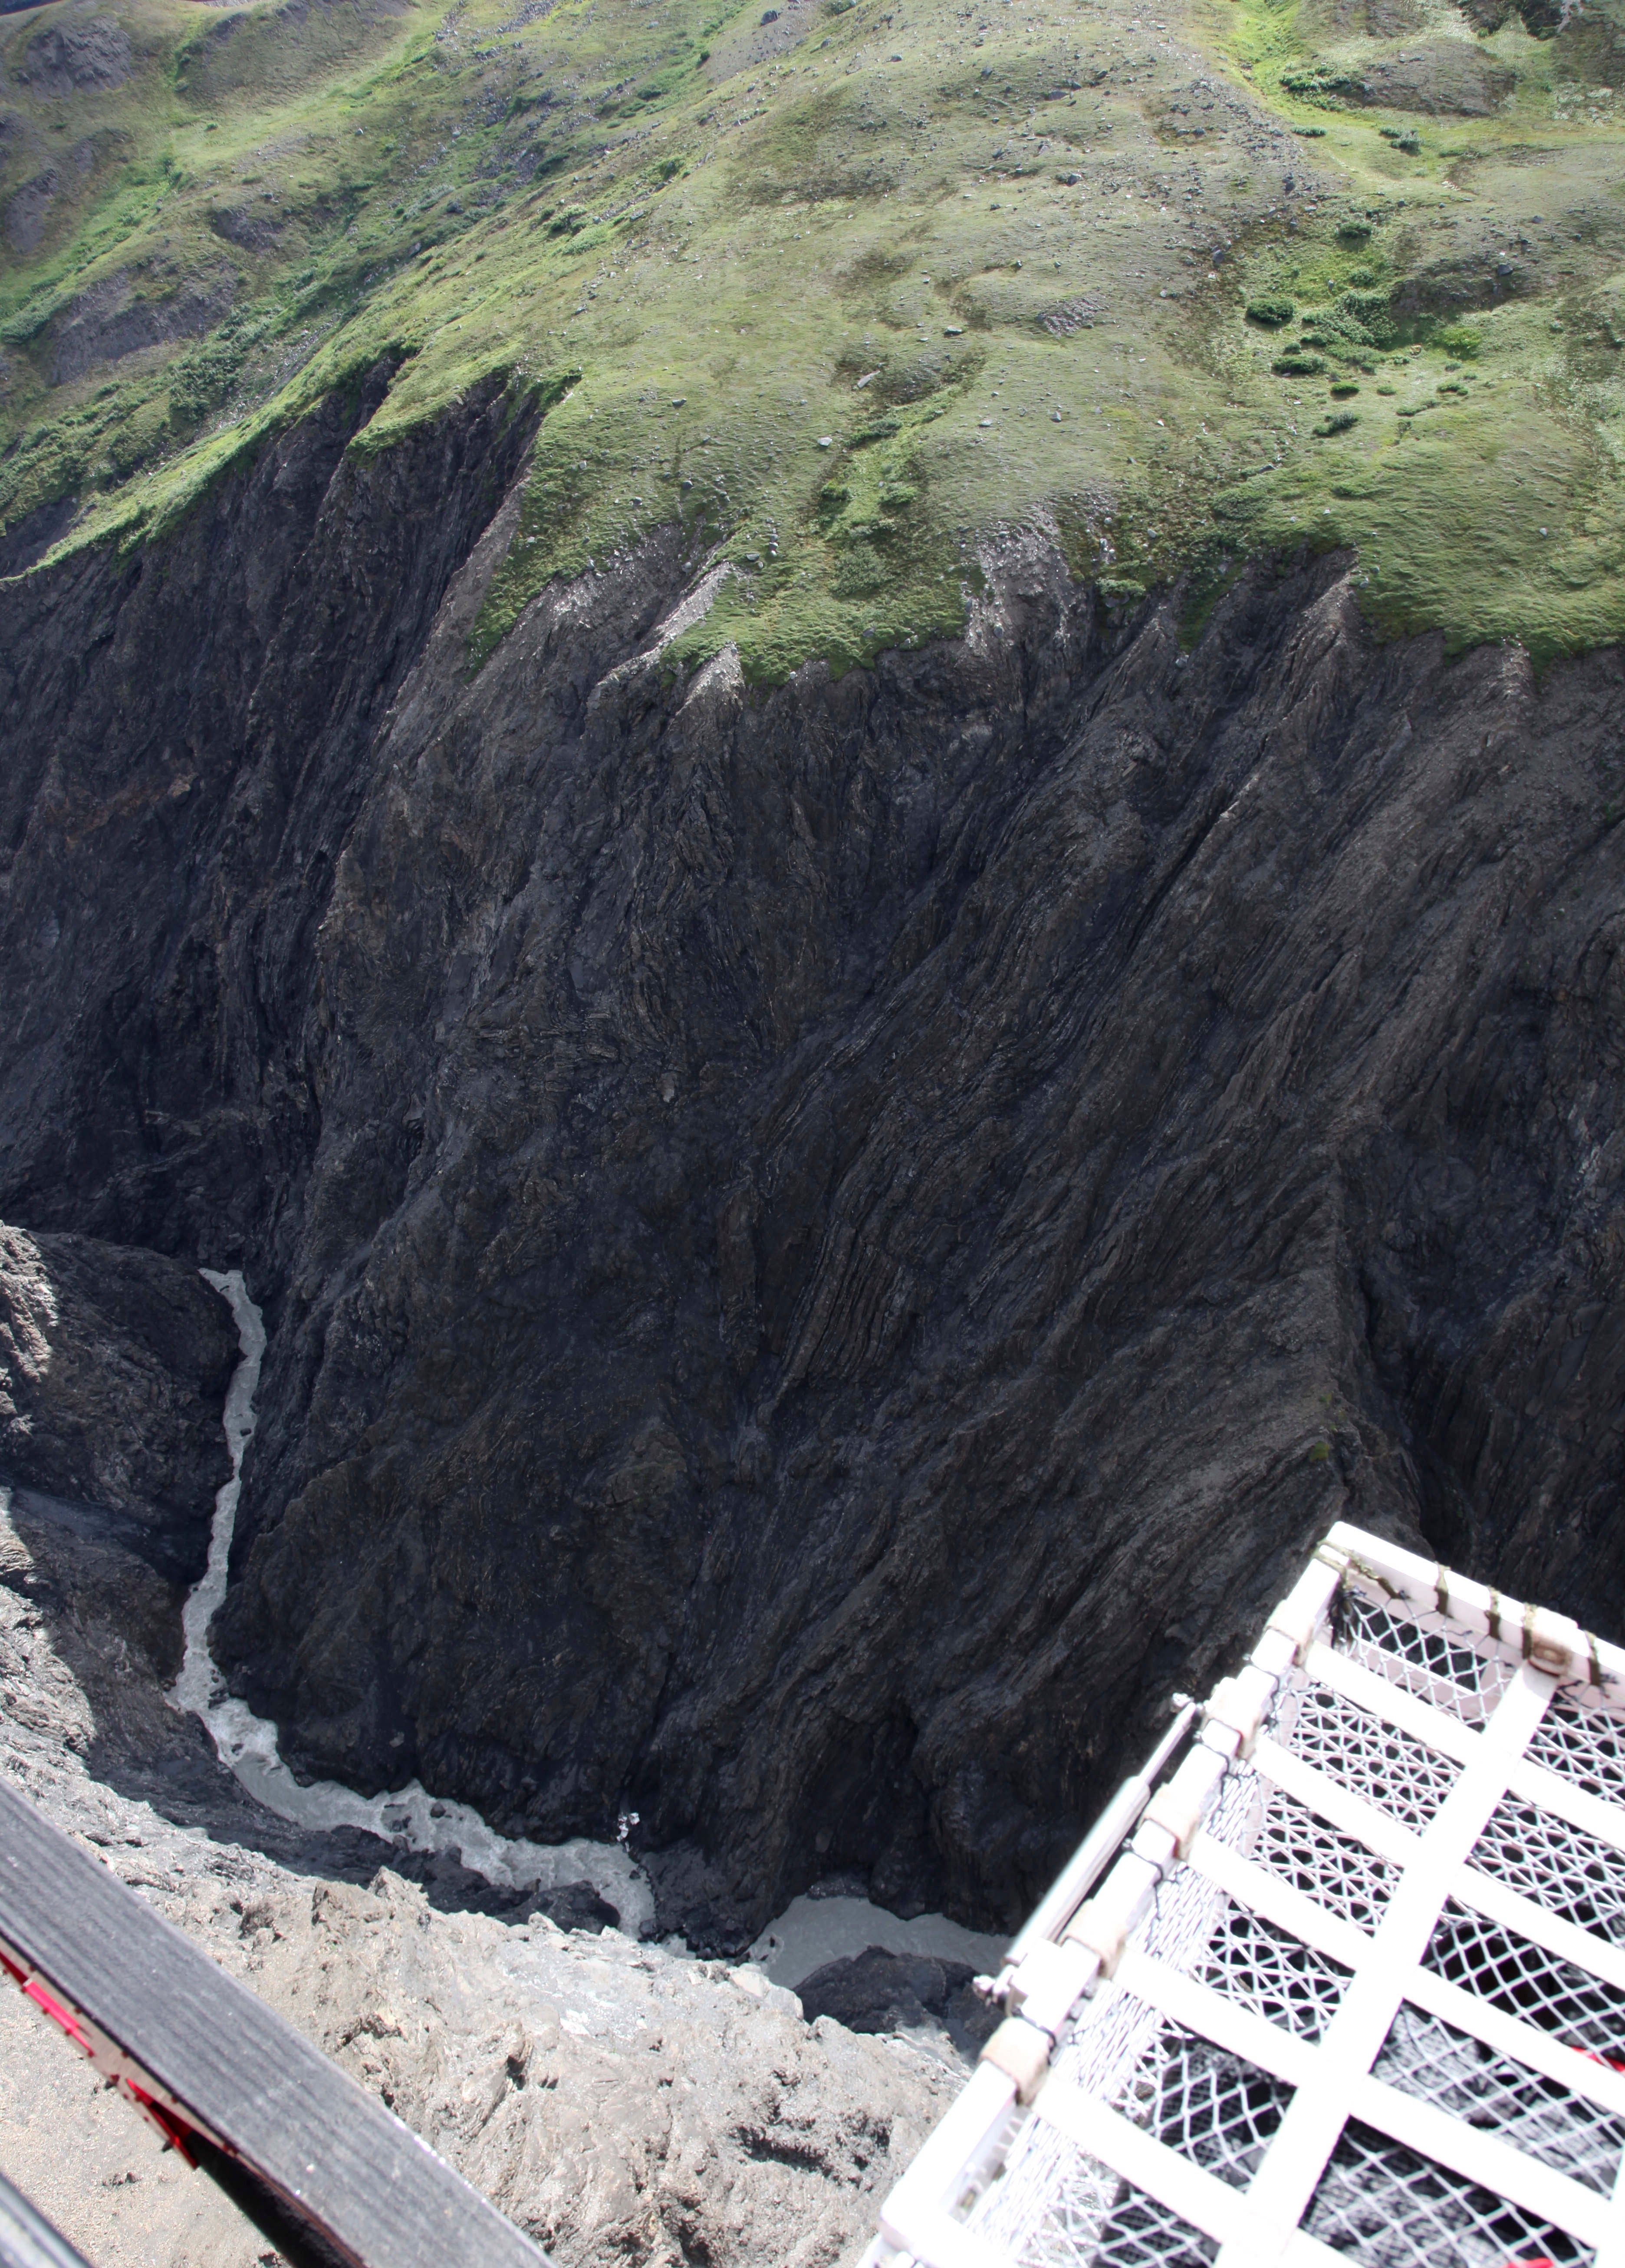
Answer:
[3, 388, 1622, 1946]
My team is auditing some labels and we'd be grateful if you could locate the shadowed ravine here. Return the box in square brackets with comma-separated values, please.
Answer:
[2, 372, 1622, 1952]
[169, 1268, 656, 1926]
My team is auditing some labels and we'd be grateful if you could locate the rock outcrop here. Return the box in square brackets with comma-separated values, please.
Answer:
[0, 1225, 237, 1580]
[2, 380, 1622, 1950]
[795, 1947, 997, 2064]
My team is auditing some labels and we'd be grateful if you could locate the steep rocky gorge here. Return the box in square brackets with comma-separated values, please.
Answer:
[3, 376, 1623, 1956]
[0, 1475, 957, 2268]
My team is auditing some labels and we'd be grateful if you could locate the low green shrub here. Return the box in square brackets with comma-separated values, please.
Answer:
[1281, 64, 1365, 100]
[1338, 289, 1398, 348]
[1434, 323, 1482, 358]
[1246, 296, 1294, 326]
[168, 336, 245, 427]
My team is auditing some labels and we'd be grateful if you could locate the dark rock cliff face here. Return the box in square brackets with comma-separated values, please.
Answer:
[0, 1223, 237, 1578]
[2, 385, 1622, 1948]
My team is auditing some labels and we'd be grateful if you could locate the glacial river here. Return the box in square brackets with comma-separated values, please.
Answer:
[175, 1271, 1005, 1980]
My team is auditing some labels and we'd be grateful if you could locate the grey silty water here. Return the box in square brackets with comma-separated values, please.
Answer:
[171, 1269, 651, 1930]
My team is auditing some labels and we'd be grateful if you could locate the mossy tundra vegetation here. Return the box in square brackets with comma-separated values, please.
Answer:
[0, 0, 1622, 678]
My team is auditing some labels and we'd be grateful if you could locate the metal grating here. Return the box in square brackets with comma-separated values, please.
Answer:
[1193, 1901, 1352, 2045]
[1470, 1794, 1625, 1948]
[1303, 2112, 1594, 2265]
[865, 1526, 1625, 2268]
[1373, 2001, 1625, 2195]
[1423, 1895, 1625, 2054]
[1283, 1676, 1463, 1832]
[1246, 1774, 1400, 1932]
[1009, 2138, 1220, 2268]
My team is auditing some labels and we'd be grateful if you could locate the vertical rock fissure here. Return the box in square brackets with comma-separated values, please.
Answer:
[173, 1270, 652, 1929]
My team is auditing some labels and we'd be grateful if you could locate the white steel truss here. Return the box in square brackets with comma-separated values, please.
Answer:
[863, 1522, 1625, 2268]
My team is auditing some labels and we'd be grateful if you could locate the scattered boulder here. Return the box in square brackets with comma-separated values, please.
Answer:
[797, 1945, 968, 2032]
[524, 1878, 622, 1932]
[795, 1945, 998, 2060]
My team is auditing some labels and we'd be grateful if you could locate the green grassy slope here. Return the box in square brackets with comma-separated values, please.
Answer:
[2, 0, 1623, 674]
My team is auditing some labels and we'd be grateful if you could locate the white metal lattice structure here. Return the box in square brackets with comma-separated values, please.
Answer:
[863, 1522, 1625, 2268]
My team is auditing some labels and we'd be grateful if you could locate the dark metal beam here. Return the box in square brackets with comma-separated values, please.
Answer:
[0, 1778, 550, 2268]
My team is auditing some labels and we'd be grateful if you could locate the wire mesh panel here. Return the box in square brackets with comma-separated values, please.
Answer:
[1423, 1896, 1625, 2056]
[1282, 1677, 1463, 1831]
[1135, 2027, 1293, 2189]
[1245, 1774, 1401, 1932]
[1082, 2186, 1219, 2268]
[1469, 1794, 1625, 1948]
[1070, 1992, 1294, 2192]
[996, 2130, 1221, 2268]
[975, 1995, 1288, 2261]
[868, 1526, 1625, 2268]
[1374, 2001, 1625, 2195]
[1529, 1696, 1625, 1807]
[1337, 1588, 1515, 1727]
[1193, 1902, 1352, 2044]
[1303, 2113, 1595, 2266]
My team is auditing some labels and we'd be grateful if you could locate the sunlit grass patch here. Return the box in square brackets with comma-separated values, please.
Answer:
[0, 0, 1620, 676]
